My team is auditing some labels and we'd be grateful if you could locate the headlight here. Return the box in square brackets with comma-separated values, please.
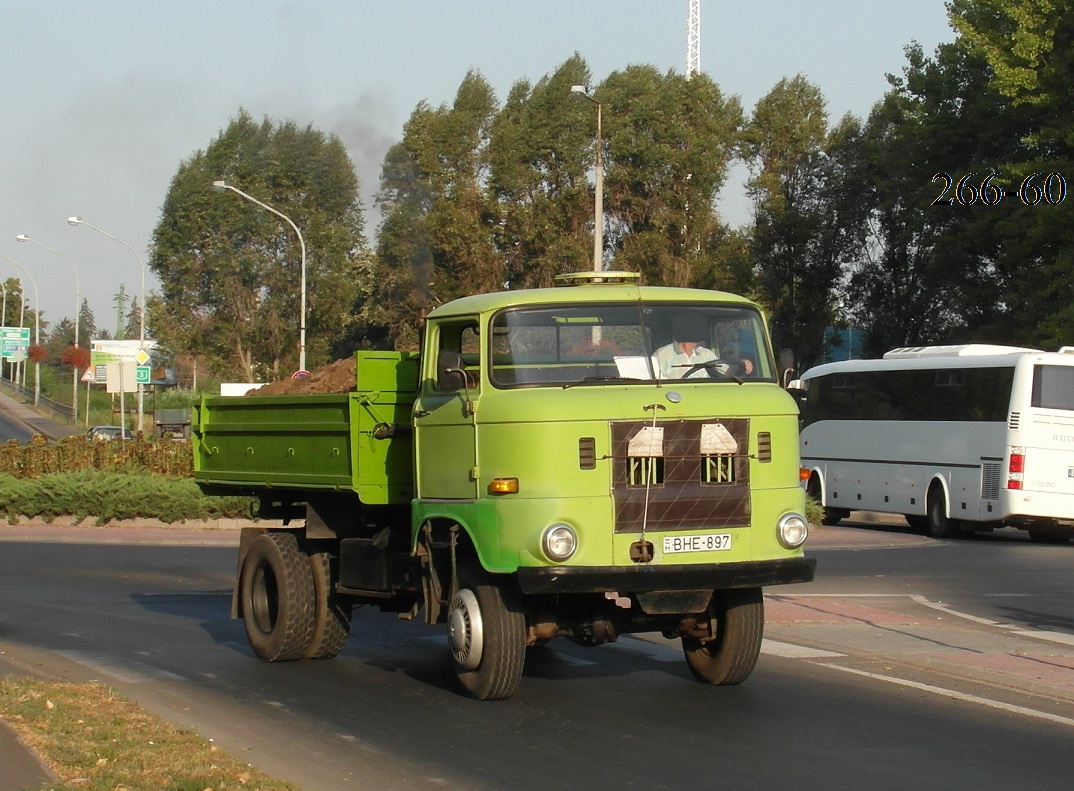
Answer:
[542, 523, 578, 562]
[777, 513, 809, 549]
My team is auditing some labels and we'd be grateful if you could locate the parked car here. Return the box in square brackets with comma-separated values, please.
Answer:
[86, 425, 133, 441]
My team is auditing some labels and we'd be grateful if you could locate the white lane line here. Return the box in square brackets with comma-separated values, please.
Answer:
[1011, 630, 1074, 647]
[826, 664, 1074, 728]
[762, 639, 844, 659]
[908, 594, 1016, 628]
[625, 633, 845, 661]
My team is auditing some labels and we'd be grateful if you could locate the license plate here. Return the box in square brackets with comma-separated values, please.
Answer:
[662, 533, 732, 554]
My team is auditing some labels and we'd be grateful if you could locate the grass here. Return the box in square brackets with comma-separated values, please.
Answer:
[0, 678, 298, 791]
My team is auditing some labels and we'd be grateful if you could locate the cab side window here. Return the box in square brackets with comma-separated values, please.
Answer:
[434, 320, 481, 391]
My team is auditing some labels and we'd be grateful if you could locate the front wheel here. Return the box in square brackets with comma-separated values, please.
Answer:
[448, 564, 526, 700]
[682, 587, 764, 686]
[240, 532, 316, 662]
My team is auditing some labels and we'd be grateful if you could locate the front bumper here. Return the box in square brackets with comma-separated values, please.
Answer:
[516, 556, 816, 595]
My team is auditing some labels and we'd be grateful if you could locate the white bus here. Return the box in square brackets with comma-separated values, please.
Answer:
[793, 344, 1074, 541]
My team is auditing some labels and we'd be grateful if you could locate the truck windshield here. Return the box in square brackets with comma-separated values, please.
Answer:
[489, 302, 775, 388]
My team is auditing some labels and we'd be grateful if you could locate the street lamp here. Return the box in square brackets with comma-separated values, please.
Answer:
[1, 256, 40, 405]
[68, 217, 148, 431]
[16, 235, 80, 420]
[211, 180, 308, 373]
[571, 85, 604, 273]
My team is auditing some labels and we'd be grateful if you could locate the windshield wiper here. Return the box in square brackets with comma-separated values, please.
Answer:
[562, 376, 648, 389]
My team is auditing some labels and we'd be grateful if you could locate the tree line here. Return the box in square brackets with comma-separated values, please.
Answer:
[144, 1, 1073, 382]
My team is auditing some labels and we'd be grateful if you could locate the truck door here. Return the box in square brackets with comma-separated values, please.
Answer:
[414, 320, 481, 500]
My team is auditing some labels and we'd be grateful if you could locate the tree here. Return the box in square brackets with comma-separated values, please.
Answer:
[123, 297, 144, 343]
[488, 54, 594, 289]
[742, 76, 867, 367]
[78, 299, 97, 347]
[599, 66, 743, 287]
[947, 1, 1074, 349]
[150, 110, 368, 380]
[368, 71, 500, 349]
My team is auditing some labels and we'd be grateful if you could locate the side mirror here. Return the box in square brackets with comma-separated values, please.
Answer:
[437, 350, 467, 391]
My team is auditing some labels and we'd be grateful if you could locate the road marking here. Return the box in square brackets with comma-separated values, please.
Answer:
[762, 639, 844, 659]
[908, 594, 1016, 628]
[825, 664, 1074, 728]
[1011, 630, 1074, 647]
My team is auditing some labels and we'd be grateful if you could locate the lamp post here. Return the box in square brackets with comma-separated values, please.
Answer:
[211, 180, 308, 374]
[68, 217, 147, 431]
[16, 235, 80, 420]
[1, 256, 40, 405]
[570, 85, 604, 273]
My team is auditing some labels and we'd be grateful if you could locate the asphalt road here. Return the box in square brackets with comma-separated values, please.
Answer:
[2, 522, 1074, 790]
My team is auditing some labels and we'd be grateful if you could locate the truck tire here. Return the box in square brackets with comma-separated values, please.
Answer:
[240, 532, 316, 662]
[304, 551, 351, 660]
[681, 587, 764, 685]
[448, 564, 526, 700]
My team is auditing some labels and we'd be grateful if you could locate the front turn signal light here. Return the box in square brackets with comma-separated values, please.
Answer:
[488, 477, 519, 495]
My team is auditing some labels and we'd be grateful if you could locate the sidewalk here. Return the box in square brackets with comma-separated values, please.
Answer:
[0, 386, 82, 441]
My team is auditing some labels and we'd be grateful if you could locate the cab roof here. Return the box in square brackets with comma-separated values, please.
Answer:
[426, 280, 758, 320]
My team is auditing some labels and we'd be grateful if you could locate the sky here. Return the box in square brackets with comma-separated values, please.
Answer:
[0, 1, 955, 333]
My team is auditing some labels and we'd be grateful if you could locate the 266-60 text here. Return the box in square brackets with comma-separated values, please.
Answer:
[931, 172, 1066, 206]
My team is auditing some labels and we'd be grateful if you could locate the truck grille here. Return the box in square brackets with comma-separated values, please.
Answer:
[610, 418, 750, 533]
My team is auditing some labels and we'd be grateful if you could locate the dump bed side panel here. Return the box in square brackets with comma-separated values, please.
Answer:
[192, 352, 418, 505]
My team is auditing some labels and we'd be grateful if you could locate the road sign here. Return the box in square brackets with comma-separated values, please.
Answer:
[81, 368, 95, 383]
[91, 339, 157, 383]
[136, 366, 151, 384]
[0, 327, 30, 361]
[90, 339, 157, 366]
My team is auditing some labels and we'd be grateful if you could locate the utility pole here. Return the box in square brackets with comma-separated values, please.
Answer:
[114, 285, 127, 339]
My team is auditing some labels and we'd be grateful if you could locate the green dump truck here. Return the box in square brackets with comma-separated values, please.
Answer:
[194, 272, 816, 699]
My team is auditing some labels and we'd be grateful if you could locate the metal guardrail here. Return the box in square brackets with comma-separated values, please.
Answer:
[0, 378, 76, 421]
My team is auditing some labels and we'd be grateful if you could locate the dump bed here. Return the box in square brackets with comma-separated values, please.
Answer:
[193, 352, 419, 505]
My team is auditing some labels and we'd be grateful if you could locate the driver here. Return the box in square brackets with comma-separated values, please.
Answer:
[652, 312, 719, 379]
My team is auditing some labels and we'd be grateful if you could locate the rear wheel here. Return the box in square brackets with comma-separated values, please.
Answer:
[905, 514, 929, 531]
[304, 551, 351, 660]
[682, 587, 764, 686]
[1028, 530, 1072, 544]
[240, 532, 316, 661]
[448, 562, 526, 700]
[927, 487, 961, 539]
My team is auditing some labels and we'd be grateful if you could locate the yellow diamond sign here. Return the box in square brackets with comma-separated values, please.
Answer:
[134, 349, 151, 366]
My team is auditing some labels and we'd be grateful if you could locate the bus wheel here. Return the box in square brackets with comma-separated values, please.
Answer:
[1028, 530, 1071, 544]
[304, 551, 351, 660]
[905, 515, 929, 532]
[448, 564, 526, 700]
[240, 532, 316, 662]
[927, 488, 961, 539]
[682, 588, 764, 686]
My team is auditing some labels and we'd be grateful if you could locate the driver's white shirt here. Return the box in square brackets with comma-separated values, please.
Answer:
[652, 342, 718, 379]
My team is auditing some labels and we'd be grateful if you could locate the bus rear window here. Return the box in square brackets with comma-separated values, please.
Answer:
[1032, 365, 1074, 411]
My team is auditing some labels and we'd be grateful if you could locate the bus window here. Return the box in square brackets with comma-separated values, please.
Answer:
[1032, 365, 1074, 411]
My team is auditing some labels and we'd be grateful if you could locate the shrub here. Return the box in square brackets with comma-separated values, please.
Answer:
[0, 471, 255, 525]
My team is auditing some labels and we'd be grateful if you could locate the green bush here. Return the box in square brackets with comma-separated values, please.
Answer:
[805, 494, 825, 527]
[0, 434, 193, 478]
[0, 471, 255, 525]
